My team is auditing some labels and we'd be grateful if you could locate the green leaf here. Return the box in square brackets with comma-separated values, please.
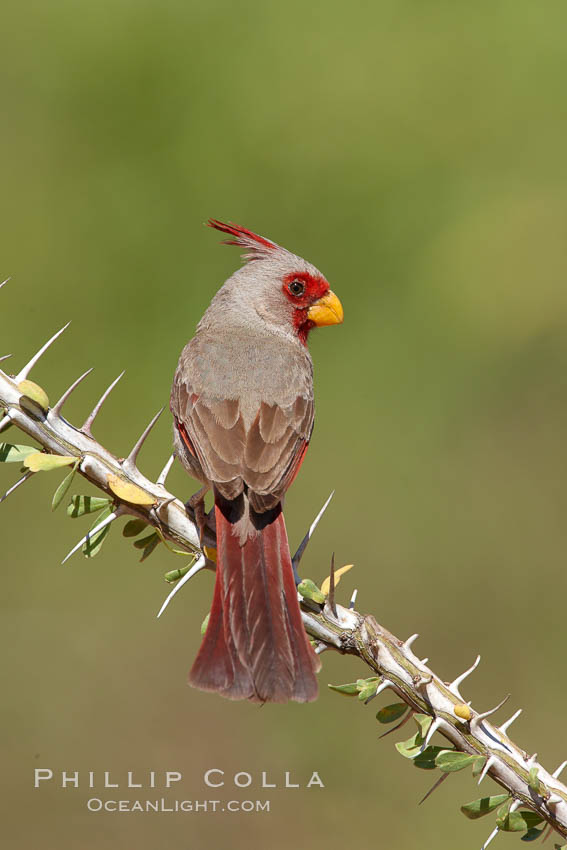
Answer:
[376, 703, 408, 724]
[472, 756, 486, 778]
[414, 713, 433, 737]
[201, 613, 210, 635]
[133, 532, 157, 548]
[297, 578, 325, 604]
[496, 798, 513, 819]
[528, 766, 543, 796]
[496, 811, 544, 833]
[460, 794, 510, 820]
[164, 564, 192, 584]
[435, 750, 479, 773]
[135, 532, 160, 562]
[123, 518, 148, 538]
[395, 731, 423, 759]
[522, 827, 545, 842]
[0, 443, 37, 463]
[328, 681, 359, 696]
[355, 677, 380, 701]
[67, 495, 111, 518]
[51, 461, 79, 511]
[24, 453, 76, 472]
[82, 507, 112, 558]
[413, 746, 445, 770]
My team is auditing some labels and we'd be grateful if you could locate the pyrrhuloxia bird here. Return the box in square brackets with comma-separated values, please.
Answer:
[170, 220, 343, 703]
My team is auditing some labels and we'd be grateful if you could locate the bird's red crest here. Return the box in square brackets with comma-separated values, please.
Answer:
[207, 219, 280, 262]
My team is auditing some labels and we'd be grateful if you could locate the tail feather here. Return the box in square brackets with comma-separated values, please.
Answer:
[239, 509, 296, 701]
[188, 557, 254, 699]
[189, 494, 320, 703]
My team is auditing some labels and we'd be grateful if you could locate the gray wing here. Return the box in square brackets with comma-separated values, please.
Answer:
[171, 361, 314, 510]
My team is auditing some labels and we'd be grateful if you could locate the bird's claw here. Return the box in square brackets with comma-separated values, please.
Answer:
[185, 485, 216, 549]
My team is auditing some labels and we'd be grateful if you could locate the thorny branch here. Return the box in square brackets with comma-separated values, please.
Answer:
[1, 306, 566, 849]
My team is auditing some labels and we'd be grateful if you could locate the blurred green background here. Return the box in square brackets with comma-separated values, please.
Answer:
[2, 1, 567, 847]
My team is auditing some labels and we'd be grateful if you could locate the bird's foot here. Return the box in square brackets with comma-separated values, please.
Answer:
[185, 485, 210, 547]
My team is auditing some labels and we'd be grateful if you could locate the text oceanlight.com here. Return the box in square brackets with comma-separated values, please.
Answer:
[87, 798, 270, 813]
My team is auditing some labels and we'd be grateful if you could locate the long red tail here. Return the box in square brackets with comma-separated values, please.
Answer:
[189, 494, 320, 703]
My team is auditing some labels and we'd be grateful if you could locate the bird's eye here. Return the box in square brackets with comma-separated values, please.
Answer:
[288, 280, 305, 297]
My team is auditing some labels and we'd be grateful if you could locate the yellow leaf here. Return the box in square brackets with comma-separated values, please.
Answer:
[18, 379, 49, 411]
[203, 545, 217, 563]
[106, 474, 156, 506]
[24, 453, 76, 472]
[454, 703, 473, 721]
[320, 564, 354, 597]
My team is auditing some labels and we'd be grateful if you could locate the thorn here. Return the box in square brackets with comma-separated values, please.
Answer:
[526, 753, 538, 767]
[61, 509, 121, 564]
[0, 412, 13, 433]
[553, 760, 567, 779]
[480, 825, 500, 850]
[0, 354, 12, 363]
[499, 708, 522, 735]
[424, 716, 443, 746]
[0, 277, 11, 291]
[292, 490, 334, 570]
[480, 802, 519, 849]
[378, 707, 414, 739]
[122, 407, 164, 474]
[548, 794, 563, 806]
[348, 588, 358, 610]
[418, 771, 450, 806]
[314, 642, 329, 655]
[0, 470, 35, 504]
[478, 755, 497, 785]
[404, 633, 419, 650]
[471, 694, 510, 730]
[82, 371, 125, 436]
[158, 495, 176, 511]
[157, 454, 175, 486]
[156, 554, 207, 618]
[51, 368, 93, 417]
[450, 654, 481, 699]
[421, 657, 429, 664]
[15, 321, 71, 383]
[327, 552, 337, 618]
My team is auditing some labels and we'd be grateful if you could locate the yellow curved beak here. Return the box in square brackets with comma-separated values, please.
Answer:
[307, 290, 344, 327]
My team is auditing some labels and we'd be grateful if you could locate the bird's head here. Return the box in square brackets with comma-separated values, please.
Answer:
[206, 219, 343, 345]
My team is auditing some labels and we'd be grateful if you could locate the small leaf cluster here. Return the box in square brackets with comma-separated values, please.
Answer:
[329, 677, 382, 702]
[68, 494, 113, 557]
[329, 671, 554, 844]
[0, 442, 189, 567]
